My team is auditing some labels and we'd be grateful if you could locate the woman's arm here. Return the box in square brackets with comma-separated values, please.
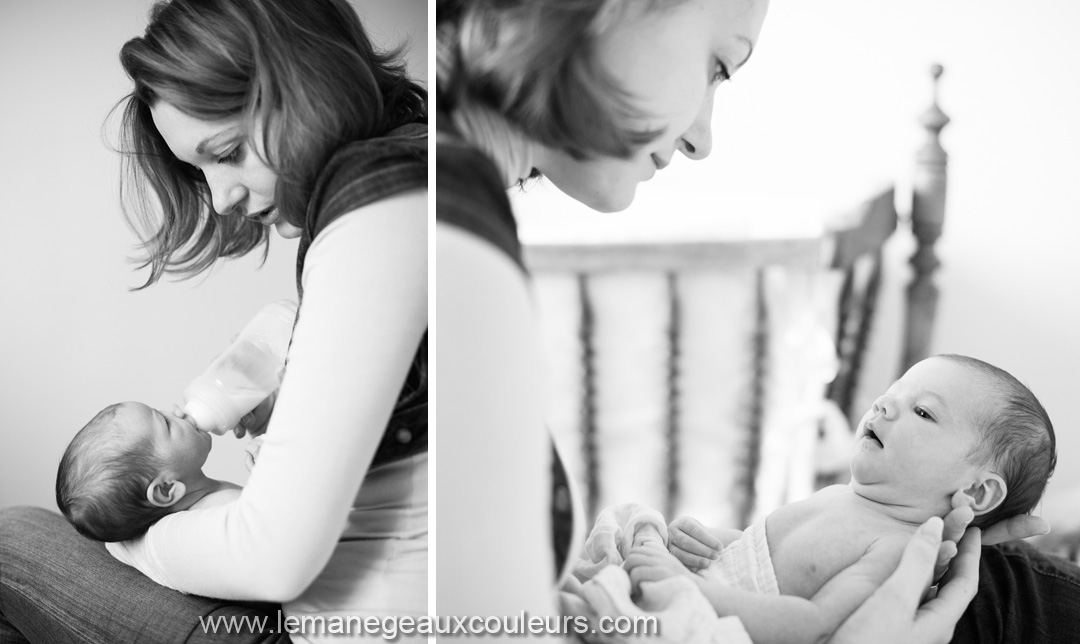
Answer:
[108, 190, 427, 601]
[436, 222, 560, 626]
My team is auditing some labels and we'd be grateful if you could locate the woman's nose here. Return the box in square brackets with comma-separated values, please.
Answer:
[204, 169, 247, 216]
[677, 91, 715, 161]
[872, 395, 897, 421]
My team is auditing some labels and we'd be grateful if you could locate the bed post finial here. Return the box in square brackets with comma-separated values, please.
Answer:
[901, 64, 950, 373]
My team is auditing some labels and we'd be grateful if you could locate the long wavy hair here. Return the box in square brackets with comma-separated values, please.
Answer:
[438, 0, 679, 161]
[118, 0, 426, 288]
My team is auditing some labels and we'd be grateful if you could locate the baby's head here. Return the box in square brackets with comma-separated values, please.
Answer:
[850, 354, 1055, 528]
[56, 401, 212, 541]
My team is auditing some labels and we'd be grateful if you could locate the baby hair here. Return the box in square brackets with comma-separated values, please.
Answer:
[117, 0, 426, 288]
[439, 0, 685, 161]
[939, 354, 1057, 529]
[56, 404, 171, 542]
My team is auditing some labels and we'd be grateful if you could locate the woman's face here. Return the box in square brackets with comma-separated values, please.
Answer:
[535, 0, 770, 212]
[150, 101, 302, 239]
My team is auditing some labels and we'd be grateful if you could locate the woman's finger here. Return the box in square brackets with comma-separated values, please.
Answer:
[980, 514, 1050, 545]
[934, 540, 958, 572]
[942, 498, 974, 544]
[875, 517, 944, 615]
[915, 527, 981, 641]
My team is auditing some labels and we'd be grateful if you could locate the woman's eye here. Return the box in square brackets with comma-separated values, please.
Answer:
[218, 146, 244, 164]
[710, 57, 731, 84]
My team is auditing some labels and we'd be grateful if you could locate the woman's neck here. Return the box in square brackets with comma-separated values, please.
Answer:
[452, 104, 536, 187]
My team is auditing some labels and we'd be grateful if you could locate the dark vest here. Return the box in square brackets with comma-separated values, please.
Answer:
[293, 124, 428, 469]
[436, 111, 574, 576]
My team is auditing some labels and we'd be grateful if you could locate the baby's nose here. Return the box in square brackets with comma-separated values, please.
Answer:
[872, 395, 896, 420]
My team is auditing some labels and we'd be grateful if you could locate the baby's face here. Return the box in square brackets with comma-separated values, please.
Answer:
[116, 401, 212, 479]
[849, 357, 991, 514]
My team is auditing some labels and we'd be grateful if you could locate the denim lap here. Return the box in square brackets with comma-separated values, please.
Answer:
[0, 506, 290, 644]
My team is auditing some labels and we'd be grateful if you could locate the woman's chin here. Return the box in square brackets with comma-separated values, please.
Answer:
[578, 186, 638, 213]
[274, 220, 303, 239]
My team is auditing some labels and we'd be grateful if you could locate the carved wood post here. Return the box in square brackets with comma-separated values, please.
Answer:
[901, 64, 950, 372]
[664, 272, 681, 520]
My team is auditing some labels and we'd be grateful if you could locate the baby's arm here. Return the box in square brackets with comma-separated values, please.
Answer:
[626, 544, 827, 643]
[706, 535, 907, 644]
[627, 535, 906, 644]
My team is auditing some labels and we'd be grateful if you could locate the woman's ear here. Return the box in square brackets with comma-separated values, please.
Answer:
[146, 476, 187, 508]
[965, 474, 1007, 516]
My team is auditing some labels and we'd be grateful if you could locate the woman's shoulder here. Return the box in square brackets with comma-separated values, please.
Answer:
[435, 116, 523, 272]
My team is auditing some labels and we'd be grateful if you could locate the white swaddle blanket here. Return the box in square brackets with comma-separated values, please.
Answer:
[698, 518, 779, 595]
[559, 504, 752, 644]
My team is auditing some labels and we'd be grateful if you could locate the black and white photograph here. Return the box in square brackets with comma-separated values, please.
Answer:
[0, 1, 427, 641]
[436, 0, 1080, 642]
[3, 0, 1080, 642]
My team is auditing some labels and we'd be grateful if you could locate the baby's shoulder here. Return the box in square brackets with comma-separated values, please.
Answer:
[189, 484, 242, 511]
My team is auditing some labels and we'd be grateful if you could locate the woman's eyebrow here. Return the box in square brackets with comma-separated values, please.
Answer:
[195, 130, 238, 155]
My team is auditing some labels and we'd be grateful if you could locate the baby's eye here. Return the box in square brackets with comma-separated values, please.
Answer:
[915, 406, 934, 421]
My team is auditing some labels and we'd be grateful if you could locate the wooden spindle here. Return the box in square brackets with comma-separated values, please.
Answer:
[577, 273, 600, 521]
[741, 270, 768, 527]
[902, 64, 950, 372]
[664, 272, 681, 519]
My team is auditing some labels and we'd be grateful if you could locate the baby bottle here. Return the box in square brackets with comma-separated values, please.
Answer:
[182, 300, 297, 435]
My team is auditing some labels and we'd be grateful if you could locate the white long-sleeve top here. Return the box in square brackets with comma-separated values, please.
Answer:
[108, 190, 428, 608]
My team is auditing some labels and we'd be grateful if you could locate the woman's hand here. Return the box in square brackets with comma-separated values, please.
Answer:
[666, 516, 722, 571]
[233, 390, 278, 439]
[829, 517, 981, 644]
[936, 489, 1048, 580]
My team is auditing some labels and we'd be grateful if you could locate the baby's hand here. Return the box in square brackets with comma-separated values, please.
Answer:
[624, 543, 690, 592]
[667, 515, 722, 571]
[631, 522, 665, 549]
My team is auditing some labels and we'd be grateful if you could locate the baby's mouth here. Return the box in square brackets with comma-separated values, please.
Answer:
[864, 427, 884, 448]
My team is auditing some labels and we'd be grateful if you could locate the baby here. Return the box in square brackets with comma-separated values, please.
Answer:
[604, 354, 1056, 643]
[56, 401, 240, 542]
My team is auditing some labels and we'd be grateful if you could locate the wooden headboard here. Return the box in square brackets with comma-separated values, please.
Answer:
[524, 66, 950, 529]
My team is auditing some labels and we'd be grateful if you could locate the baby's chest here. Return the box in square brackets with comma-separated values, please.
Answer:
[766, 503, 882, 598]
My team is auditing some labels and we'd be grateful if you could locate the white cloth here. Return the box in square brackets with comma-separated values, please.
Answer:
[562, 503, 751, 644]
[698, 518, 779, 595]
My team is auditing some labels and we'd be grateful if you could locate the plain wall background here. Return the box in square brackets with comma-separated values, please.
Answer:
[515, 0, 1080, 528]
[0, 0, 426, 511]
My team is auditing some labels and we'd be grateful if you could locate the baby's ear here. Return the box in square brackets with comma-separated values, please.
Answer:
[964, 474, 1007, 517]
[146, 476, 187, 508]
